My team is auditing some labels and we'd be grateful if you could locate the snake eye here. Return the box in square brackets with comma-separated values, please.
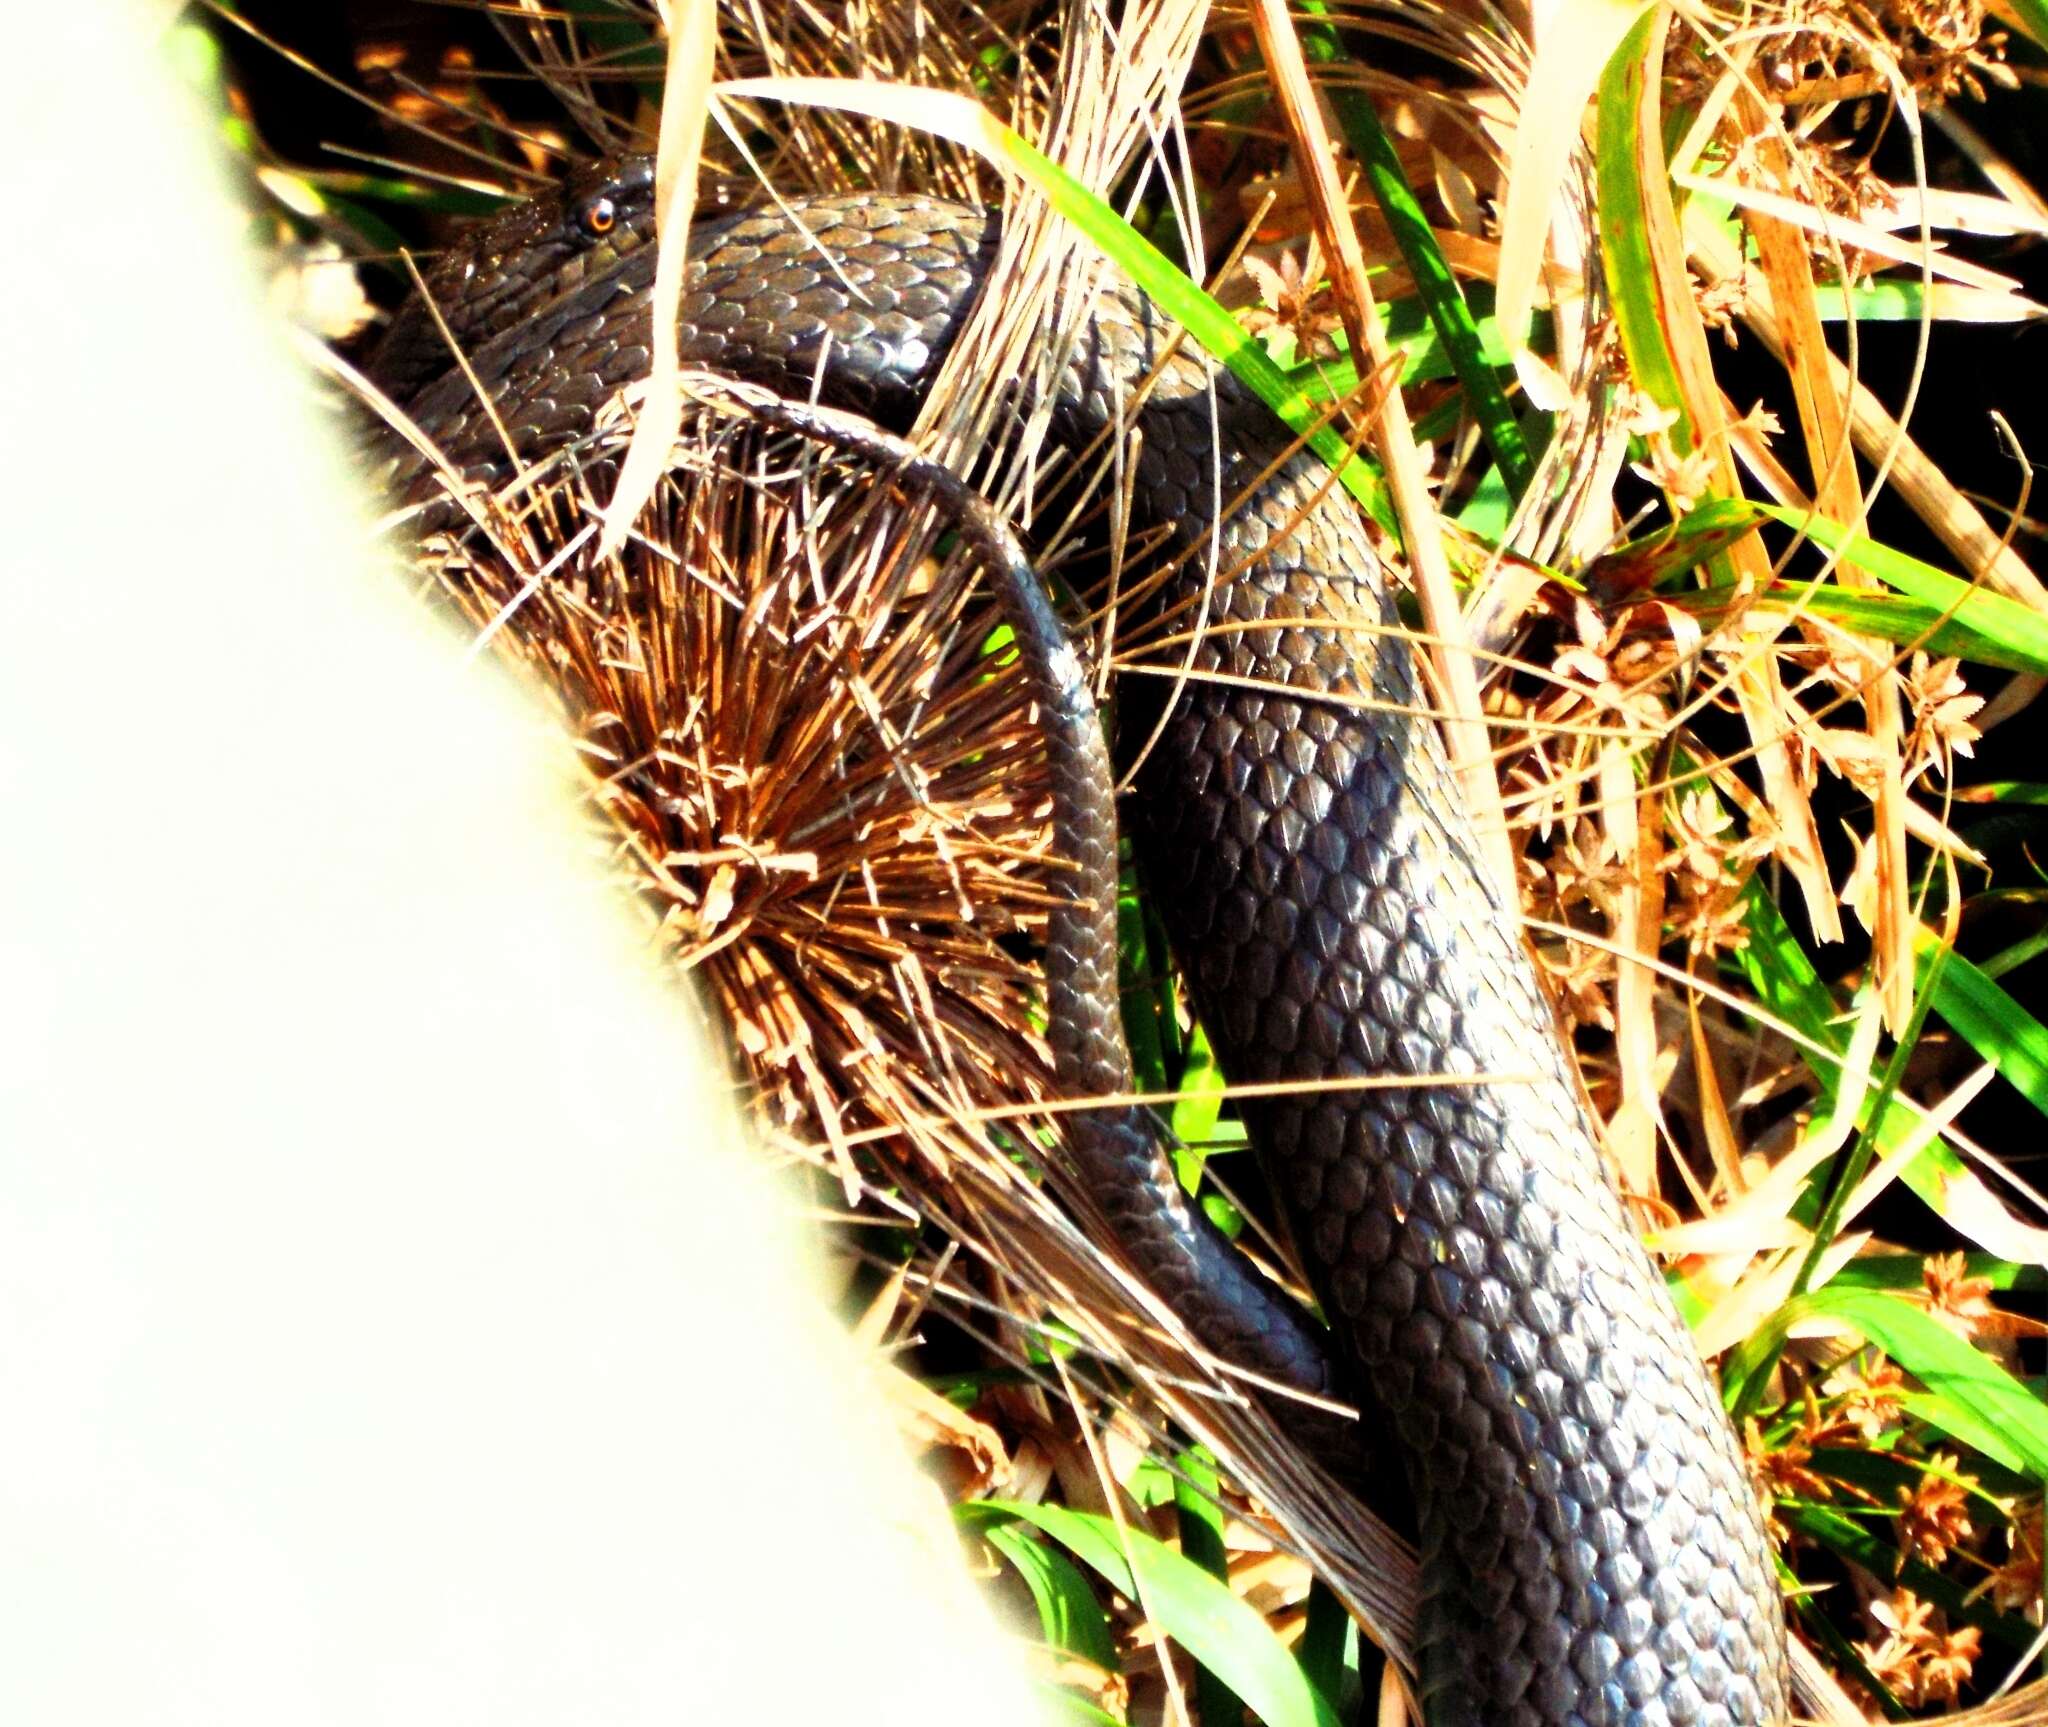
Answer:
[577, 194, 618, 238]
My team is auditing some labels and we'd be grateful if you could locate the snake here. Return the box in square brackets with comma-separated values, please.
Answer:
[365, 153, 1790, 1727]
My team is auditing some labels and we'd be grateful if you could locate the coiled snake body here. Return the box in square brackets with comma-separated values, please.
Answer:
[369, 156, 1789, 1727]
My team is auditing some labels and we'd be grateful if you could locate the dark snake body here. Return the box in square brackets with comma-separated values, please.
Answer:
[369, 157, 1789, 1727]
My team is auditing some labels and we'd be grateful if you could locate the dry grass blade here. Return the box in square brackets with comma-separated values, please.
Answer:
[1686, 214, 2048, 614]
[1724, 80, 1914, 1034]
[1242, 0, 1516, 905]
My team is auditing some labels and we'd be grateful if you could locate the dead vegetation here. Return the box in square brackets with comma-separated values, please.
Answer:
[197, 0, 2048, 1716]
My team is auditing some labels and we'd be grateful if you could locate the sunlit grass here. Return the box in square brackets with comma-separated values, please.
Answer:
[194, 0, 2048, 1715]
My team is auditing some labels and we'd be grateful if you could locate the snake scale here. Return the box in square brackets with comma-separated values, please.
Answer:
[366, 154, 1790, 1727]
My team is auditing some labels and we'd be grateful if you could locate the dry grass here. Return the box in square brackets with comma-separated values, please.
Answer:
[200, 0, 2048, 1714]
[396, 379, 1424, 1688]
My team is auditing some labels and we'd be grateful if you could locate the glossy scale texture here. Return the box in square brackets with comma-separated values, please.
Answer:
[370, 163, 1789, 1727]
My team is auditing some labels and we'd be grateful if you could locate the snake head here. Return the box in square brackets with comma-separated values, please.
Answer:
[363, 153, 658, 402]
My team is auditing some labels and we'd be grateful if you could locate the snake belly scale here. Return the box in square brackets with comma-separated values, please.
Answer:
[368, 155, 1790, 1727]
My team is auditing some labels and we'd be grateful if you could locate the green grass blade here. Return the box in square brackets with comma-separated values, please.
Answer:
[1814, 279, 2045, 323]
[1280, 293, 1557, 405]
[1296, 1579, 1359, 1720]
[1963, 782, 2048, 805]
[1717, 895, 2047, 1410]
[1733, 884, 1845, 1070]
[1818, 1252, 2036, 1298]
[1763, 586, 2048, 676]
[1035, 1686, 1127, 1726]
[1982, 919, 2048, 983]
[1892, 1390, 2031, 1477]
[1175, 1448, 1247, 1727]
[1220, 4, 1532, 495]
[1759, 504, 2048, 673]
[1732, 889, 2036, 1258]
[1118, 857, 1177, 1093]
[1921, 930, 2048, 1120]
[1169, 1022, 1230, 1170]
[1323, 83, 1534, 496]
[2000, 0, 2048, 52]
[1594, 9, 1693, 448]
[995, 139, 1393, 534]
[983, 1521, 1120, 1671]
[1578, 497, 1770, 597]
[1788, 942, 1952, 1303]
[960, 1502, 1341, 1727]
[1579, 498, 2048, 674]
[1801, 1286, 2048, 1481]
